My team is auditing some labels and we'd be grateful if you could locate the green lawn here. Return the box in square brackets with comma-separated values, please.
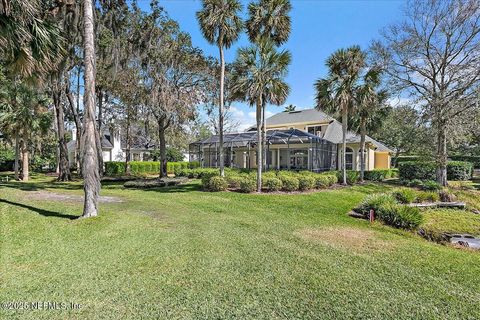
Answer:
[1, 174, 479, 319]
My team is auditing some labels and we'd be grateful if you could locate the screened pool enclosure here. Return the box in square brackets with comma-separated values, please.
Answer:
[189, 129, 337, 172]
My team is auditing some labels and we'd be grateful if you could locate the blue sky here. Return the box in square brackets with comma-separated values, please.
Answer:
[137, 0, 404, 131]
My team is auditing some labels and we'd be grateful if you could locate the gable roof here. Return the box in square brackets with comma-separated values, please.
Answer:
[266, 108, 334, 126]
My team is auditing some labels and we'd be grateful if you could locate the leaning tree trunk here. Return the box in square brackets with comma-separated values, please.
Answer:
[14, 130, 20, 180]
[81, 0, 100, 218]
[158, 116, 168, 179]
[341, 108, 348, 185]
[20, 138, 29, 182]
[218, 42, 225, 177]
[53, 86, 72, 181]
[256, 99, 263, 192]
[436, 119, 448, 187]
[359, 118, 366, 183]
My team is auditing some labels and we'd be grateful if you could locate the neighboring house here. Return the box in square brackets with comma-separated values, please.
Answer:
[67, 128, 155, 167]
[189, 108, 393, 171]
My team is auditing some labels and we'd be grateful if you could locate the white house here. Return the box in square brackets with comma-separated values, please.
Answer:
[67, 128, 155, 167]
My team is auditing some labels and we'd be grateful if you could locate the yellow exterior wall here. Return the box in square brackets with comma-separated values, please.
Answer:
[374, 152, 390, 169]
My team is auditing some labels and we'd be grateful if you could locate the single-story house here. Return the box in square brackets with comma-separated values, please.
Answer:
[189, 108, 393, 171]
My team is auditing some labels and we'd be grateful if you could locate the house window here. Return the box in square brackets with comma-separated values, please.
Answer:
[290, 149, 308, 169]
[307, 125, 322, 136]
[345, 147, 354, 170]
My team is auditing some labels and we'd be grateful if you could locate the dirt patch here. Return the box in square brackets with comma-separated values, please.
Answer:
[296, 227, 394, 253]
[27, 191, 123, 203]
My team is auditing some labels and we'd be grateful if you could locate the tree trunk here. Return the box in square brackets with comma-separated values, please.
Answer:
[124, 113, 131, 175]
[96, 90, 104, 177]
[53, 86, 72, 181]
[158, 117, 167, 178]
[359, 118, 366, 183]
[14, 131, 19, 180]
[81, 0, 100, 218]
[20, 138, 29, 182]
[436, 120, 448, 186]
[341, 108, 348, 185]
[256, 99, 263, 192]
[218, 43, 225, 177]
[262, 100, 267, 171]
[66, 78, 82, 175]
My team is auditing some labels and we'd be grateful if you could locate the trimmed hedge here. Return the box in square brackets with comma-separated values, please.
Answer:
[447, 161, 473, 180]
[104, 161, 199, 176]
[449, 155, 480, 169]
[105, 162, 126, 176]
[398, 161, 437, 181]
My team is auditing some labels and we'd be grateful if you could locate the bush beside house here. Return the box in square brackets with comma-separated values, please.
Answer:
[104, 161, 200, 176]
[398, 161, 473, 181]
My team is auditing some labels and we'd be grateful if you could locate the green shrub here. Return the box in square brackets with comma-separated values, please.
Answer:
[314, 175, 330, 188]
[104, 161, 126, 176]
[298, 175, 315, 191]
[207, 176, 228, 192]
[346, 170, 360, 184]
[377, 203, 423, 230]
[201, 171, 219, 190]
[393, 188, 417, 204]
[449, 155, 480, 169]
[422, 180, 442, 191]
[447, 161, 473, 180]
[415, 191, 440, 203]
[398, 161, 436, 181]
[324, 174, 338, 186]
[226, 175, 242, 189]
[239, 178, 256, 193]
[356, 193, 397, 216]
[280, 176, 299, 192]
[364, 169, 397, 181]
[264, 177, 283, 192]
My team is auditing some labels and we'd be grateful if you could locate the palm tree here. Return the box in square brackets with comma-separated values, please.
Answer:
[0, 78, 51, 182]
[354, 67, 389, 182]
[0, 0, 64, 77]
[197, 0, 242, 177]
[315, 46, 365, 185]
[246, 0, 291, 46]
[231, 38, 291, 192]
[81, 0, 100, 218]
[284, 104, 296, 112]
[246, 0, 291, 170]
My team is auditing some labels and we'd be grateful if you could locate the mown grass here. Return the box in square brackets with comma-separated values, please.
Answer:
[1, 173, 480, 319]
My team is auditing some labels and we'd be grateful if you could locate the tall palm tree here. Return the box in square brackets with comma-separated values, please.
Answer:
[246, 0, 291, 170]
[81, 0, 100, 218]
[246, 0, 291, 46]
[315, 46, 365, 185]
[197, 0, 242, 177]
[231, 38, 291, 192]
[354, 67, 389, 182]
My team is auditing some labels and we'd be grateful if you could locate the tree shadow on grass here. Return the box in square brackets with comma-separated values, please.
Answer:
[0, 198, 79, 220]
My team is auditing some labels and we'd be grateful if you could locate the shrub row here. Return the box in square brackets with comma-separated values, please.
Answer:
[398, 161, 473, 181]
[399, 155, 480, 169]
[104, 161, 199, 176]
[333, 169, 398, 184]
[200, 169, 339, 193]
